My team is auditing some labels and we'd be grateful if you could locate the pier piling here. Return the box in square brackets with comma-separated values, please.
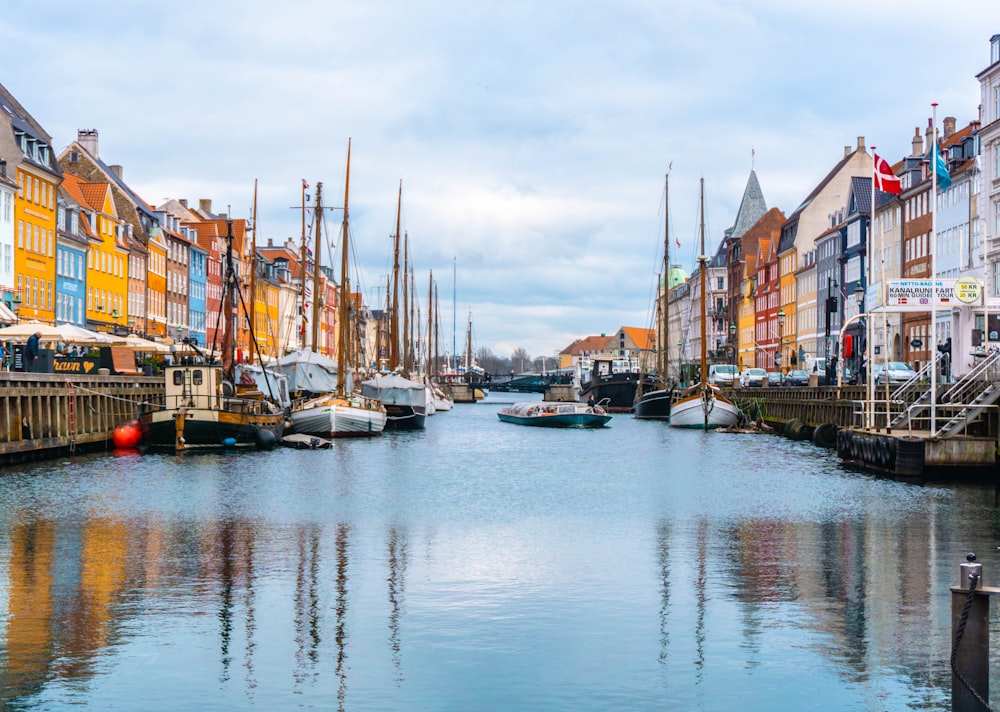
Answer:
[951, 553, 1000, 711]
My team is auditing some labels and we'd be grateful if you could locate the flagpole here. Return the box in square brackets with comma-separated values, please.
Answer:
[867, 147, 876, 431]
[881, 171, 891, 432]
[930, 104, 939, 435]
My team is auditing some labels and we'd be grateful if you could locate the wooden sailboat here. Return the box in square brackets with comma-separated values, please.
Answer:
[634, 171, 674, 420]
[428, 271, 453, 412]
[361, 181, 428, 430]
[287, 144, 387, 438]
[669, 179, 739, 430]
[139, 219, 287, 451]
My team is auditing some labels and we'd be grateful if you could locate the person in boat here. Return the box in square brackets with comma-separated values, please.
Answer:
[587, 394, 595, 408]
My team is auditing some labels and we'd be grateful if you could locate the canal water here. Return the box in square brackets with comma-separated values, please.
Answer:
[1, 392, 999, 711]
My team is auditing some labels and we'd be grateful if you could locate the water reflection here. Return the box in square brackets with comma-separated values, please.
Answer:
[0, 409, 998, 710]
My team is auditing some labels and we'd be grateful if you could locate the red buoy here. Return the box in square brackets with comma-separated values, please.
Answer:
[113, 419, 143, 449]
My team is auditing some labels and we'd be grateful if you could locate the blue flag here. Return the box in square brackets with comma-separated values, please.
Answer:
[931, 141, 951, 192]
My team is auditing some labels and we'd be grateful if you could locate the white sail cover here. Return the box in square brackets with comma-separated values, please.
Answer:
[361, 373, 425, 407]
[274, 349, 351, 395]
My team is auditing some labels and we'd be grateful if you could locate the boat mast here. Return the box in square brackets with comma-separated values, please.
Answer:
[311, 182, 324, 355]
[337, 140, 352, 395]
[402, 233, 411, 373]
[662, 171, 670, 387]
[221, 218, 236, 382]
[300, 179, 308, 350]
[452, 256, 457, 371]
[698, 178, 708, 428]
[390, 182, 402, 370]
[466, 308, 473, 372]
[427, 270, 434, 379]
[246, 181, 257, 365]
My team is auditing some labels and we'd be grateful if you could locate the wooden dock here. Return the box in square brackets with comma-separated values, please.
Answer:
[0, 372, 164, 464]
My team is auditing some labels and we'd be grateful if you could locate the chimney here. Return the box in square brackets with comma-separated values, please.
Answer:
[857, 136, 865, 152]
[925, 118, 934, 148]
[912, 127, 923, 156]
[77, 129, 99, 158]
[268, 238, 273, 247]
[844, 145, 851, 158]
[179, 198, 188, 208]
[199, 199, 212, 214]
[219, 213, 228, 221]
[109, 165, 123, 180]
[943, 116, 956, 138]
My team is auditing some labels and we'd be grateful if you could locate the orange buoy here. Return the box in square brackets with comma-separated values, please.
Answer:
[113, 419, 143, 449]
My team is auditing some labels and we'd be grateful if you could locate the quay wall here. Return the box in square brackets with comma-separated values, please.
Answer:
[727, 386, 867, 429]
[0, 373, 164, 465]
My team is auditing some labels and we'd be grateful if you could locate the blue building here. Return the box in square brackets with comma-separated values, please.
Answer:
[188, 240, 207, 346]
[55, 185, 89, 326]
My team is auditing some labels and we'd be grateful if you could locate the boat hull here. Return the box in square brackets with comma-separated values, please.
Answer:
[140, 407, 286, 451]
[289, 395, 387, 437]
[497, 402, 611, 428]
[669, 390, 739, 429]
[579, 373, 652, 412]
[632, 388, 672, 419]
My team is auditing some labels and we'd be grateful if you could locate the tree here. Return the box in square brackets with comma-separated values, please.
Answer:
[511, 347, 531, 374]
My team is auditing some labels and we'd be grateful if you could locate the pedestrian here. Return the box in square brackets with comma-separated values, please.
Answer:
[25, 331, 41, 372]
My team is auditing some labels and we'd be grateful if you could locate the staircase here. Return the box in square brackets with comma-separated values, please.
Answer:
[888, 349, 1000, 436]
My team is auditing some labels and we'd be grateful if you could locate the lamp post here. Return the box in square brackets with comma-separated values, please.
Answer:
[777, 308, 786, 373]
[729, 322, 736, 369]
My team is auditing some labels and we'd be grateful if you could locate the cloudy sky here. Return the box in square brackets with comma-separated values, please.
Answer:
[4, 1, 1000, 360]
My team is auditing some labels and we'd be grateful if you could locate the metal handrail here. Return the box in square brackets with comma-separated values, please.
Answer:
[904, 403, 1000, 437]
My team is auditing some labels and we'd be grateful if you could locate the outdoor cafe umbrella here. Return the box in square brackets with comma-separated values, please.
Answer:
[122, 334, 171, 353]
[52, 323, 124, 345]
[0, 321, 64, 340]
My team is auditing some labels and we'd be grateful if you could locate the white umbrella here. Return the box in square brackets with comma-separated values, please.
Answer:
[0, 321, 63, 340]
[122, 334, 171, 353]
[53, 323, 124, 345]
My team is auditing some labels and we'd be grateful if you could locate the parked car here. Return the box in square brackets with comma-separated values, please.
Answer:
[741, 368, 767, 387]
[708, 364, 740, 386]
[784, 369, 809, 387]
[765, 371, 783, 386]
[874, 361, 918, 385]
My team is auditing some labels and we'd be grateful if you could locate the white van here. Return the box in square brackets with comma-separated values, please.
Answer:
[804, 357, 828, 385]
[708, 364, 740, 386]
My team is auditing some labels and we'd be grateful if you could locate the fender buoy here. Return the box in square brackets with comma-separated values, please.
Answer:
[113, 419, 143, 449]
[813, 423, 838, 449]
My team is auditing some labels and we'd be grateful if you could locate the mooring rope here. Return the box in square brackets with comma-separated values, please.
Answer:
[951, 572, 996, 711]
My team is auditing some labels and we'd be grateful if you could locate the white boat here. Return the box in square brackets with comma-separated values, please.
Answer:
[670, 178, 739, 430]
[668, 385, 739, 429]
[361, 373, 427, 430]
[283, 146, 386, 438]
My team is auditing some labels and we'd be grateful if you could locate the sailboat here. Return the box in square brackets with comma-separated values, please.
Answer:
[286, 146, 387, 438]
[427, 271, 453, 412]
[634, 171, 674, 420]
[139, 219, 287, 451]
[669, 179, 740, 430]
[361, 181, 428, 430]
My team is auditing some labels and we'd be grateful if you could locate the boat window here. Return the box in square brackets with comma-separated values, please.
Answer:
[192, 370, 203, 385]
[173, 371, 185, 386]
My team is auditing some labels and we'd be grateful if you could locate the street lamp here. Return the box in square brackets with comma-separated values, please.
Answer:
[729, 322, 736, 368]
[777, 308, 786, 373]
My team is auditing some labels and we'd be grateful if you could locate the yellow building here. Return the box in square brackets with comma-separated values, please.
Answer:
[146, 226, 168, 339]
[62, 177, 129, 332]
[11, 142, 60, 324]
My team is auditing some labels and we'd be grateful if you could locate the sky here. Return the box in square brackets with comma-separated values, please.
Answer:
[4, 1, 1000, 361]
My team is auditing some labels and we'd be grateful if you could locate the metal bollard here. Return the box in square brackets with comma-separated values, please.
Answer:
[951, 553, 996, 712]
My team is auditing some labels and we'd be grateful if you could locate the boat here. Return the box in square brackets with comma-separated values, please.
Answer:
[669, 179, 740, 430]
[362, 181, 427, 430]
[578, 355, 652, 412]
[361, 373, 427, 429]
[497, 401, 611, 428]
[634, 171, 674, 420]
[138, 219, 287, 451]
[285, 147, 387, 438]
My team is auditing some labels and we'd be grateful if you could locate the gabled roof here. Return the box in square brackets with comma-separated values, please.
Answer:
[0, 82, 62, 179]
[60, 173, 96, 212]
[777, 148, 858, 254]
[560, 334, 610, 356]
[619, 326, 655, 351]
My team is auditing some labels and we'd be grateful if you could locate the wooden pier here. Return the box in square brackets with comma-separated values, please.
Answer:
[727, 385, 999, 481]
[0, 372, 164, 464]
